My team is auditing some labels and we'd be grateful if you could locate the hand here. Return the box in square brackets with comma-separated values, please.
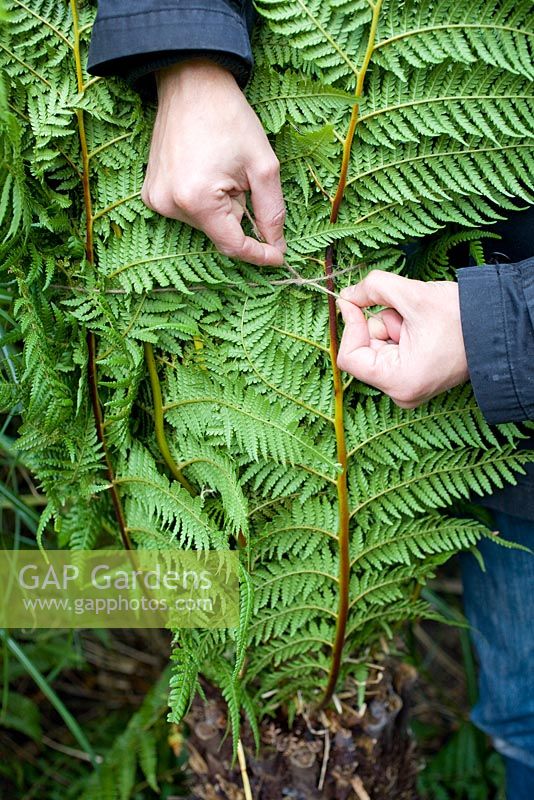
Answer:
[141, 59, 286, 266]
[336, 270, 469, 408]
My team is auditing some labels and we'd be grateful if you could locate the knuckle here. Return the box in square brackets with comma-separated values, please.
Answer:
[172, 184, 201, 213]
[364, 269, 382, 290]
[217, 241, 240, 259]
[140, 183, 154, 210]
[141, 184, 175, 217]
[256, 157, 281, 180]
[336, 353, 347, 372]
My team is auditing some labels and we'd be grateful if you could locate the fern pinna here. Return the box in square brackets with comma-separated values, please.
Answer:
[1, 0, 533, 754]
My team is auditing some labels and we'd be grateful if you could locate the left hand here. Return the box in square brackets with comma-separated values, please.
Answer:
[141, 59, 286, 266]
[336, 270, 469, 408]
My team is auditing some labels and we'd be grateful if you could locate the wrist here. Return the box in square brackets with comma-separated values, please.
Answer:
[156, 58, 237, 100]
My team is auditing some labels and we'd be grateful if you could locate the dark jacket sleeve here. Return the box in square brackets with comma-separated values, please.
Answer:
[87, 0, 256, 89]
[457, 256, 534, 424]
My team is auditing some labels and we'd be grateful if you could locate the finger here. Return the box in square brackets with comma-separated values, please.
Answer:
[337, 299, 403, 392]
[368, 315, 389, 341]
[336, 299, 378, 382]
[340, 270, 418, 315]
[368, 309, 403, 343]
[248, 160, 286, 253]
[337, 297, 370, 336]
[337, 333, 382, 387]
[203, 210, 285, 266]
[338, 340, 401, 394]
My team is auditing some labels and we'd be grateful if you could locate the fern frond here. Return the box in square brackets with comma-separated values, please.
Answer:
[249, 69, 355, 133]
[117, 443, 222, 549]
[256, 0, 371, 83]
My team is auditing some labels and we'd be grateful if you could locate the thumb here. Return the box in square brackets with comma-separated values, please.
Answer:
[336, 298, 382, 385]
[248, 160, 286, 253]
[340, 270, 417, 315]
[337, 298, 404, 393]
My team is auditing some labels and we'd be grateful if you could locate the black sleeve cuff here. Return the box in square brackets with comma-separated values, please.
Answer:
[87, 2, 254, 89]
[457, 258, 534, 424]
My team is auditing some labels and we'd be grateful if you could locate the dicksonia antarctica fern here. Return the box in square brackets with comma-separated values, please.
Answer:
[1, 0, 533, 776]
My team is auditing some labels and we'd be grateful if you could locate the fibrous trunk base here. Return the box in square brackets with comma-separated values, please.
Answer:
[185, 662, 419, 800]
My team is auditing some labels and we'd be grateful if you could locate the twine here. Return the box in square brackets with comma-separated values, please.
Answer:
[52, 207, 363, 301]
[241, 204, 350, 301]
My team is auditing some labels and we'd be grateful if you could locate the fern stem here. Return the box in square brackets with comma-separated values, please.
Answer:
[87, 332, 132, 550]
[330, 108, 359, 223]
[319, 247, 350, 708]
[330, 0, 383, 222]
[319, 0, 383, 709]
[70, 1, 93, 262]
[70, 0, 131, 550]
[143, 342, 196, 495]
[237, 740, 253, 800]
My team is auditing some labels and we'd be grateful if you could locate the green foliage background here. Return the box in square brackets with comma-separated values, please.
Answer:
[1, 0, 533, 783]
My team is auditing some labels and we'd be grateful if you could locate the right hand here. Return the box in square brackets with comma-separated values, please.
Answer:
[141, 59, 286, 266]
[336, 271, 469, 408]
